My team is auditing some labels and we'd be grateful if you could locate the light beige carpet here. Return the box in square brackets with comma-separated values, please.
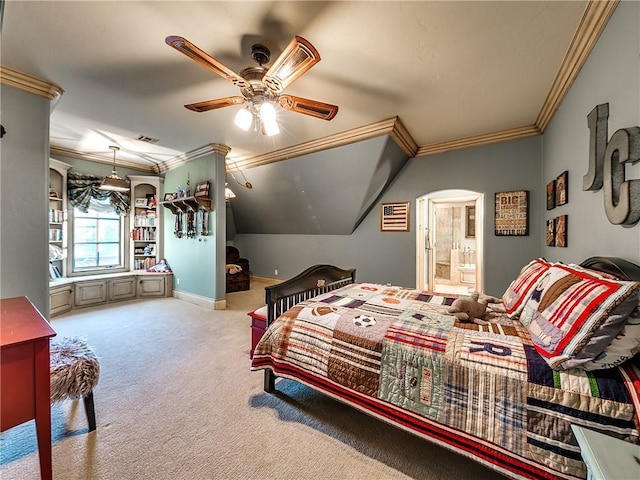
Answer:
[0, 280, 507, 480]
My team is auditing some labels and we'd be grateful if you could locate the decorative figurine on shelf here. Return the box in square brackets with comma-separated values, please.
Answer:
[146, 194, 157, 208]
[186, 172, 191, 197]
[186, 211, 196, 238]
[200, 211, 208, 236]
[174, 212, 183, 238]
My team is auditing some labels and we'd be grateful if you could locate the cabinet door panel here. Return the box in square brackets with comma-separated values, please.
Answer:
[50, 286, 73, 316]
[138, 277, 166, 297]
[109, 277, 136, 301]
[74, 281, 107, 307]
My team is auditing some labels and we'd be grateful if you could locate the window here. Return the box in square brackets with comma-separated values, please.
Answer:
[72, 197, 125, 272]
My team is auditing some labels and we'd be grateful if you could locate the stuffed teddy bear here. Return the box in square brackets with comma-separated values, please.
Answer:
[447, 292, 503, 325]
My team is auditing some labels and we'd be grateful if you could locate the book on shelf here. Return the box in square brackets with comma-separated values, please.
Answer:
[49, 262, 62, 279]
[49, 228, 63, 241]
[131, 227, 156, 241]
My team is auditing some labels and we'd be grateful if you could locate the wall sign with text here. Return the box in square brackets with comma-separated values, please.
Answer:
[494, 190, 529, 236]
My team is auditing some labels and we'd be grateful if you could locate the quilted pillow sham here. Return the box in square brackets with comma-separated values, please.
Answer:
[502, 258, 551, 319]
[520, 263, 640, 370]
[584, 308, 640, 370]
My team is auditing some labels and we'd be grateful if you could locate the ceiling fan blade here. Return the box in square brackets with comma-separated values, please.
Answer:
[185, 96, 245, 113]
[165, 36, 251, 91]
[263, 36, 320, 94]
[278, 95, 338, 121]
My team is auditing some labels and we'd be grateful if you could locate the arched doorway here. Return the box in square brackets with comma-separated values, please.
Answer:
[416, 190, 484, 294]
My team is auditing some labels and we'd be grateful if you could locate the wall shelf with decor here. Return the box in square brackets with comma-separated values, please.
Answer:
[129, 176, 163, 271]
[159, 195, 212, 213]
[160, 182, 211, 239]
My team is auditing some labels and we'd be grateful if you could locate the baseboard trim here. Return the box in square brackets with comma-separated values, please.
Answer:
[173, 289, 226, 310]
[251, 274, 281, 285]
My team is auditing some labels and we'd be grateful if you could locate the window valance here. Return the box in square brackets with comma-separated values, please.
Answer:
[68, 171, 130, 215]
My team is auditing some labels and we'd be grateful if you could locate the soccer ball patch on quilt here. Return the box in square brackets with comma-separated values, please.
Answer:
[353, 315, 377, 327]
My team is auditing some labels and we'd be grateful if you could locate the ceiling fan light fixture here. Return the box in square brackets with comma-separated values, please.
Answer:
[234, 107, 253, 131]
[99, 146, 129, 192]
[259, 102, 280, 136]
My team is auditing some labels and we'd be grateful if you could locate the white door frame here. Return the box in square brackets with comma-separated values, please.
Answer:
[416, 190, 484, 292]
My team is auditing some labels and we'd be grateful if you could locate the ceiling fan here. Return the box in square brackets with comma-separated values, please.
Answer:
[165, 35, 339, 135]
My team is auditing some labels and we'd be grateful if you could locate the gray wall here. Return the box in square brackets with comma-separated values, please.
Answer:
[227, 135, 407, 235]
[542, 0, 640, 264]
[163, 152, 226, 303]
[0, 84, 50, 315]
[235, 135, 542, 296]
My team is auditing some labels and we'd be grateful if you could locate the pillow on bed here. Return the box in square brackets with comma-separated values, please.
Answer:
[520, 263, 640, 370]
[583, 308, 640, 370]
[502, 258, 551, 319]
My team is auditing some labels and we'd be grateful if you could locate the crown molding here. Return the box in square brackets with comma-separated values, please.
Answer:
[0, 65, 64, 101]
[388, 117, 419, 158]
[535, 0, 618, 132]
[158, 143, 231, 173]
[50, 145, 158, 174]
[416, 125, 541, 157]
[228, 117, 416, 171]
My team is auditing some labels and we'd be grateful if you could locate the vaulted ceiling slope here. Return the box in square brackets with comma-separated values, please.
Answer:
[228, 136, 408, 235]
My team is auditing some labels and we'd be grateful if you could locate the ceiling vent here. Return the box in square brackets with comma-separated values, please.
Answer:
[137, 135, 159, 144]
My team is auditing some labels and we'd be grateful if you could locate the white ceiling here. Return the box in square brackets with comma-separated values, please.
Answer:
[1, 1, 594, 171]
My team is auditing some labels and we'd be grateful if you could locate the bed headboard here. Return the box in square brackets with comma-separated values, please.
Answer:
[265, 264, 356, 325]
[579, 256, 640, 281]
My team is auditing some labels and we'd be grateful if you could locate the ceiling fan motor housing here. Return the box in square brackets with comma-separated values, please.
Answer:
[251, 44, 271, 66]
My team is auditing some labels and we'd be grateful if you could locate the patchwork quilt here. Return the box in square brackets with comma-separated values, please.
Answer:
[251, 283, 640, 480]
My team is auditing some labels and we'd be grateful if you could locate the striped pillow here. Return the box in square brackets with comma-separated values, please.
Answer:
[520, 263, 640, 370]
[502, 258, 551, 318]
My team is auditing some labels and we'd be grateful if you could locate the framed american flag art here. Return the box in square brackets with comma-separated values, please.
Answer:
[381, 202, 410, 232]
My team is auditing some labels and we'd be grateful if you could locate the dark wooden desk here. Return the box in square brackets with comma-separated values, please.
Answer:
[1, 296, 57, 480]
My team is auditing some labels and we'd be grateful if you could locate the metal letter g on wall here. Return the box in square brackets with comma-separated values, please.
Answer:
[584, 103, 640, 226]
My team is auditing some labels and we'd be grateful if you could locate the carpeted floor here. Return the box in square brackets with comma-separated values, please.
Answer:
[0, 280, 507, 480]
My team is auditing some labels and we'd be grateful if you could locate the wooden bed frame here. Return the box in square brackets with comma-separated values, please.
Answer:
[263, 264, 356, 391]
[262, 256, 640, 392]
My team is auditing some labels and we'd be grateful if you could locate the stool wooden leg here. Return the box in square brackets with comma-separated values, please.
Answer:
[83, 391, 96, 431]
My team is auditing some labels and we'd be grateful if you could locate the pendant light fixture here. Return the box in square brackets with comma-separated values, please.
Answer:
[99, 146, 129, 192]
[225, 183, 236, 201]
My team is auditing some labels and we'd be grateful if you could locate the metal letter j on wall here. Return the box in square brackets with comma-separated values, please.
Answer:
[584, 103, 640, 225]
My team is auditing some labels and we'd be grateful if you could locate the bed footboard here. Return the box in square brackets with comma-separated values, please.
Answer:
[263, 264, 356, 392]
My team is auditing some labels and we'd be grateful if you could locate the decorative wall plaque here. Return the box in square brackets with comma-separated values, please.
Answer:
[381, 202, 410, 232]
[494, 191, 529, 236]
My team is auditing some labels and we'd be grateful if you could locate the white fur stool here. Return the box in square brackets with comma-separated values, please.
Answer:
[50, 337, 100, 431]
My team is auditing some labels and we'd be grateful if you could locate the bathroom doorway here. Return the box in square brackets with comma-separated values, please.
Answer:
[416, 190, 484, 294]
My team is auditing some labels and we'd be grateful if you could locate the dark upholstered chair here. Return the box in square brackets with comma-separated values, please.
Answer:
[226, 246, 250, 293]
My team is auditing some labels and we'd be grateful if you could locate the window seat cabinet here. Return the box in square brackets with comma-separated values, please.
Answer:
[49, 272, 172, 317]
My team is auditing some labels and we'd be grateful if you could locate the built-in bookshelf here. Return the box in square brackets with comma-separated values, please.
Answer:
[129, 176, 163, 271]
[49, 159, 71, 279]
